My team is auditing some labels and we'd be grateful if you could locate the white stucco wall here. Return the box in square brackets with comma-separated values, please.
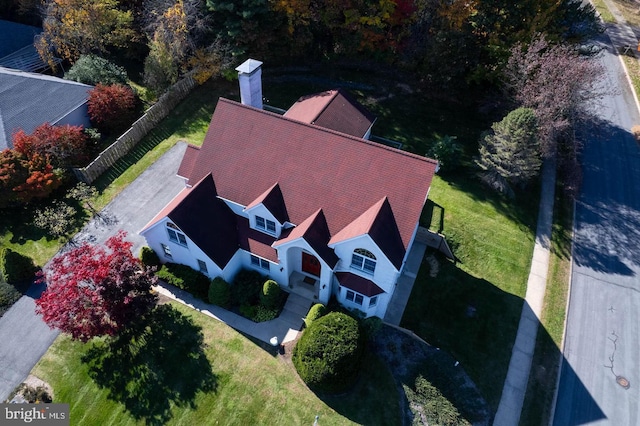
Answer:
[330, 234, 400, 293]
[276, 240, 332, 304]
[244, 203, 283, 237]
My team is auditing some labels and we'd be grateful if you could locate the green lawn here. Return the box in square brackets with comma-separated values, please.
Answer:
[31, 302, 399, 425]
[402, 172, 538, 410]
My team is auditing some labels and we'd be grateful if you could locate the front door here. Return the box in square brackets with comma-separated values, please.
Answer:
[301, 252, 321, 277]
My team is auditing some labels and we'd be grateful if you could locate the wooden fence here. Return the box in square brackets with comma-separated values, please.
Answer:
[73, 76, 197, 184]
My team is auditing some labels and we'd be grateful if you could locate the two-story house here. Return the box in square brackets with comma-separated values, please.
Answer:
[140, 59, 438, 319]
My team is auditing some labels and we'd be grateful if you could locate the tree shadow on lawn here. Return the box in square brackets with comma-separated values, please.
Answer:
[81, 304, 218, 426]
[401, 252, 524, 410]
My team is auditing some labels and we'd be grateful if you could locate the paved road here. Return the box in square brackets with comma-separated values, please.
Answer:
[553, 40, 640, 424]
[0, 142, 187, 402]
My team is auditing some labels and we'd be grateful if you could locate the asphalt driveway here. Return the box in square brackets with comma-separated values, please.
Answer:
[0, 141, 187, 401]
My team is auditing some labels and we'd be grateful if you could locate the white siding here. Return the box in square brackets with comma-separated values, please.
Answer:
[244, 203, 283, 237]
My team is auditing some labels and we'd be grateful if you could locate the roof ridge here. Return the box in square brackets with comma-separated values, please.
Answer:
[217, 98, 438, 165]
[310, 89, 339, 123]
[0, 66, 93, 88]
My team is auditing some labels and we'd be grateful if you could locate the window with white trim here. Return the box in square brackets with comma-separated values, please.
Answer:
[350, 248, 376, 274]
[197, 259, 208, 273]
[345, 289, 364, 306]
[369, 295, 378, 308]
[250, 254, 270, 271]
[255, 216, 276, 234]
[166, 223, 187, 246]
[161, 243, 172, 258]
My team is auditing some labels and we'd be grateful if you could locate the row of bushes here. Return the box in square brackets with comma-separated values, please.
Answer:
[141, 248, 287, 323]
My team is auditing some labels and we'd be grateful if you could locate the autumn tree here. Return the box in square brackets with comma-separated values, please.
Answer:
[33, 200, 77, 239]
[37, 0, 135, 69]
[13, 123, 89, 168]
[476, 107, 541, 197]
[35, 232, 158, 342]
[142, 0, 231, 91]
[0, 149, 61, 207]
[88, 84, 139, 135]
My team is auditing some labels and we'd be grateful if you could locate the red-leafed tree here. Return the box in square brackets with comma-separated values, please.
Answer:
[0, 149, 61, 207]
[87, 84, 138, 135]
[13, 123, 89, 168]
[36, 231, 158, 342]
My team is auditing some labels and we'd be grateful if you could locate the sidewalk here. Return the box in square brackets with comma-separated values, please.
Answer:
[493, 157, 556, 425]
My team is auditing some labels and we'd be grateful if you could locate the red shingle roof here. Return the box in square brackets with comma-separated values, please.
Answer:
[284, 89, 376, 138]
[273, 209, 339, 267]
[184, 99, 436, 258]
[336, 272, 385, 297]
[177, 143, 200, 180]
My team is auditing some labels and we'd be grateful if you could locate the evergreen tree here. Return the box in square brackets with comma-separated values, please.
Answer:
[476, 107, 541, 197]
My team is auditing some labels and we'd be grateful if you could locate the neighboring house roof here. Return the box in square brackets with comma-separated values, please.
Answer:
[273, 209, 339, 267]
[181, 98, 437, 259]
[329, 197, 405, 269]
[0, 20, 50, 72]
[245, 182, 289, 224]
[284, 89, 376, 138]
[336, 272, 385, 297]
[0, 67, 92, 150]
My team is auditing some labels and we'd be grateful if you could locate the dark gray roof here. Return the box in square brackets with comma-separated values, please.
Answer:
[0, 67, 92, 150]
[0, 20, 41, 59]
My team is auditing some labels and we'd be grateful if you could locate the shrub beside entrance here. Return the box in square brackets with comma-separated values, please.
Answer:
[293, 312, 365, 393]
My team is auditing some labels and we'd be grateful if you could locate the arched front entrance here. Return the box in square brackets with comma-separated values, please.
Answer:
[301, 252, 321, 277]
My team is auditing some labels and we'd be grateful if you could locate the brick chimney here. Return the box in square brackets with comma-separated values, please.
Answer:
[236, 59, 263, 109]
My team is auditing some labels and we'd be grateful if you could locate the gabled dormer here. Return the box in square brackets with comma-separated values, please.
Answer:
[244, 183, 289, 237]
[329, 197, 405, 273]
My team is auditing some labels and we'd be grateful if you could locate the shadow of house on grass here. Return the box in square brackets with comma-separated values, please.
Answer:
[81, 304, 217, 426]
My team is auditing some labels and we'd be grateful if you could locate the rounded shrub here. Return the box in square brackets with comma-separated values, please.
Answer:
[292, 312, 365, 393]
[139, 246, 160, 267]
[208, 277, 230, 307]
[0, 248, 36, 284]
[65, 55, 128, 86]
[260, 279, 281, 310]
[304, 303, 326, 327]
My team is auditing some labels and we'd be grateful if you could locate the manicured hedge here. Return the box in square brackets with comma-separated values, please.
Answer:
[0, 248, 36, 284]
[157, 263, 209, 300]
[293, 312, 365, 393]
[304, 303, 326, 327]
[260, 279, 282, 310]
[139, 246, 160, 268]
[208, 277, 230, 307]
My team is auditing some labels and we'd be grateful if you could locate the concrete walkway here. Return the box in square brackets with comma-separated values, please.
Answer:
[155, 283, 311, 345]
[493, 158, 556, 425]
[384, 241, 427, 325]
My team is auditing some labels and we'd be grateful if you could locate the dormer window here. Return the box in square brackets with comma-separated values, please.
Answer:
[255, 215, 276, 234]
[351, 248, 376, 274]
[166, 222, 187, 247]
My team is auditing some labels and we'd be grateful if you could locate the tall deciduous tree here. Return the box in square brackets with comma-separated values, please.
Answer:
[476, 107, 541, 197]
[35, 232, 158, 342]
[36, 0, 135, 69]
